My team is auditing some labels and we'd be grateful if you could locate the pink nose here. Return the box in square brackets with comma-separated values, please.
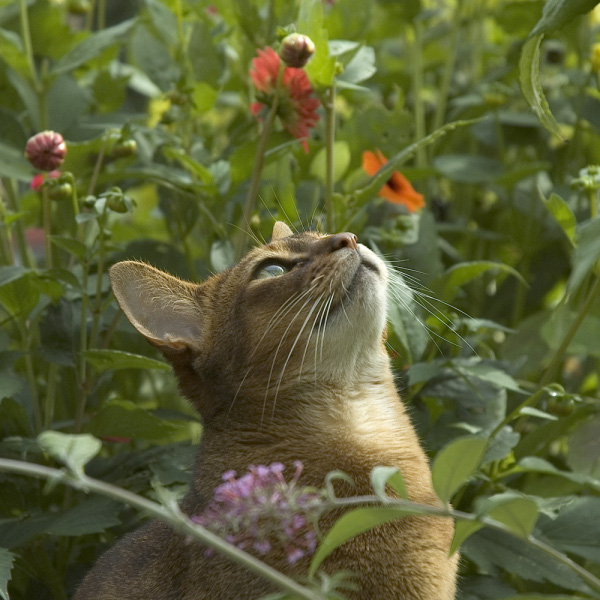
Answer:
[328, 232, 358, 252]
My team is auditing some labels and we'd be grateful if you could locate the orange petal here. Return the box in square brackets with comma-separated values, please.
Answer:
[361, 150, 384, 176]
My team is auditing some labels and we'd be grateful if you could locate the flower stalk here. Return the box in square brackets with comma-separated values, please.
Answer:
[324, 84, 336, 232]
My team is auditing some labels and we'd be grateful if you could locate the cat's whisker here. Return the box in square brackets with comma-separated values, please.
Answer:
[262, 291, 320, 425]
[319, 294, 335, 362]
[228, 287, 314, 417]
[267, 186, 300, 234]
[271, 292, 326, 419]
[299, 294, 331, 382]
[227, 222, 263, 247]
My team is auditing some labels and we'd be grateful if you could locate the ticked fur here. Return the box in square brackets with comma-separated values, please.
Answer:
[74, 222, 458, 600]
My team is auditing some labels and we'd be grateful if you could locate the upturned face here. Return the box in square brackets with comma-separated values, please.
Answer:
[109, 223, 389, 421]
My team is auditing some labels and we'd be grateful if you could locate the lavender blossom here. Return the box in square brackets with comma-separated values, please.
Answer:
[191, 461, 326, 564]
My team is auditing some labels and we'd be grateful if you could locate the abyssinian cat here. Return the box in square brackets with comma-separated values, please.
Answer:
[74, 222, 458, 599]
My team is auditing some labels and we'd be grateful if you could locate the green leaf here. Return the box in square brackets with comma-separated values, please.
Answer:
[89, 399, 180, 441]
[433, 154, 504, 184]
[538, 496, 600, 563]
[210, 240, 235, 273]
[432, 437, 487, 502]
[450, 520, 482, 555]
[337, 45, 376, 85]
[539, 190, 576, 245]
[567, 216, 600, 293]
[353, 118, 481, 204]
[440, 261, 527, 301]
[370, 466, 408, 500]
[0, 28, 29, 78]
[52, 19, 136, 75]
[519, 35, 565, 141]
[37, 431, 102, 474]
[481, 494, 539, 539]
[0, 547, 14, 600]
[83, 349, 170, 372]
[530, 0, 599, 36]
[46, 497, 121, 536]
[310, 141, 351, 184]
[309, 507, 414, 577]
[519, 406, 558, 421]
[0, 140, 34, 181]
[297, 0, 336, 87]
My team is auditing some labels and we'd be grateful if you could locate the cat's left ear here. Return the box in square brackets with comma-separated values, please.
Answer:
[109, 261, 204, 352]
[271, 221, 293, 241]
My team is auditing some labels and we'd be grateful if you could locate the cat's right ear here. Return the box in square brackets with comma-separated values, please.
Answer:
[109, 261, 203, 352]
[271, 221, 293, 241]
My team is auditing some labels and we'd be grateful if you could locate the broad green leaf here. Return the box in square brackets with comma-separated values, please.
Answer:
[567, 217, 600, 293]
[0, 547, 14, 600]
[519, 406, 558, 421]
[516, 457, 600, 493]
[210, 240, 235, 273]
[337, 45, 376, 85]
[353, 118, 480, 204]
[519, 35, 565, 140]
[432, 437, 487, 502]
[309, 507, 414, 577]
[538, 497, 600, 563]
[0, 28, 29, 78]
[46, 498, 121, 536]
[463, 528, 590, 592]
[450, 520, 482, 555]
[454, 362, 524, 394]
[50, 236, 87, 261]
[89, 399, 180, 441]
[52, 19, 136, 75]
[440, 261, 527, 301]
[83, 349, 170, 372]
[530, 0, 599, 37]
[433, 154, 504, 184]
[370, 466, 408, 500]
[297, 0, 336, 87]
[37, 431, 101, 474]
[481, 494, 539, 539]
[539, 190, 576, 245]
[310, 141, 351, 184]
[0, 139, 34, 180]
[146, 0, 177, 46]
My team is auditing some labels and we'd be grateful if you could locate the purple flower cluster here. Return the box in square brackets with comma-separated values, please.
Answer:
[192, 461, 325, 564]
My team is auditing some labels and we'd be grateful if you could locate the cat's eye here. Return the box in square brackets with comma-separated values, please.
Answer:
[255, 263, 288, 280]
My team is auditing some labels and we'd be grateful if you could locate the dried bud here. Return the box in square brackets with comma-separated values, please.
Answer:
[25, 131, 67, 171]
[279, 33, 315, 68]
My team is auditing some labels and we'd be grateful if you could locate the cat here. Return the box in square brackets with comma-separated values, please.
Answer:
[73, 221, 458, 599]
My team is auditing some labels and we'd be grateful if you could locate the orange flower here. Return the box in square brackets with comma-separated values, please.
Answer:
[362, 149, 425, 212]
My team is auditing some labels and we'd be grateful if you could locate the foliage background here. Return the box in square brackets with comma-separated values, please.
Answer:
[1, 0, 600, 598]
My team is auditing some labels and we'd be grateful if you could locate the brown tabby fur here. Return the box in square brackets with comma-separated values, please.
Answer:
[74, 222, 458, 599]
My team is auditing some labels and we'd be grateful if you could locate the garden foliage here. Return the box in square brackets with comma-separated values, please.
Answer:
[1, 0, 600, 598]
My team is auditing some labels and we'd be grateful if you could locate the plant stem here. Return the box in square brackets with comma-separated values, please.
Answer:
[44, 363, 58, 429]
[236, 66, 284, 258]
[42, 187, 53, 269]
[324, 84, 336, 232]
[2, 177, 34, 268]
[0, 459, 327, 600]
[19, 0, 39, 90]
[412, 20, 426, 169]
[18, 323, 42, 433]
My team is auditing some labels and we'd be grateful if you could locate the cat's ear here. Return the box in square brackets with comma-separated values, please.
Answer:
[109, 261, 203, 351]
[271, 221, 293, 241]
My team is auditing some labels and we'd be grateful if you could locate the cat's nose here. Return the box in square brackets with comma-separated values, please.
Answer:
[328, 232, 358, 252]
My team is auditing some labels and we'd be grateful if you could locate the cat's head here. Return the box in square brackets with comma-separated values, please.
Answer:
[109, 222, 389, 421]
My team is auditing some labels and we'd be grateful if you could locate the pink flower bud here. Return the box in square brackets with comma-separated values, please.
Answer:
[279, 34, 315, 68]
[25, 131, 67, 171]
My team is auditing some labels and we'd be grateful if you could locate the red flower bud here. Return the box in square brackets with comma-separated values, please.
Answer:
[25, 131, 67, 171]
[279, 34, 315, 68]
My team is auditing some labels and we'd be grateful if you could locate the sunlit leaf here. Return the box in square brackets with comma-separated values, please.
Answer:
[432, 437, 487, 502]
[37, 431, 102, 474]
[83, 349, 170, 372]
[0, 547, 14, 600]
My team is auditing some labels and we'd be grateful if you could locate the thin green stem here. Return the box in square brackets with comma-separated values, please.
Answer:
[19, 0, 40, 89]
[0, 191, 14, 265]
[2, 177, 34, 268]
[587, 187, 598, 219]
[17, 322, 42, 433]
[236, 66, 284, 258]
[0, 459, 327, 600]
[44, 363, 58, 429]
[75, 261, 90, 433]
[324, 84, 336, 232]
[412, 20, 426, 168]
[97, 0, 106, 30]
[89, 213, 107, 350]
[42, 187, 53, 269]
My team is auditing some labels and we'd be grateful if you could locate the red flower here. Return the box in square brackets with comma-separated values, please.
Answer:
[250, 47, 320, 153]
[362, 149, 425, 213]
[30, 170, 61, 190]
[25, 131, 67, 171]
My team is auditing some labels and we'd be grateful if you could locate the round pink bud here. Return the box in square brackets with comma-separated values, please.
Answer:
[25, 131, 67, 171]
[279, 33, 315, 68]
